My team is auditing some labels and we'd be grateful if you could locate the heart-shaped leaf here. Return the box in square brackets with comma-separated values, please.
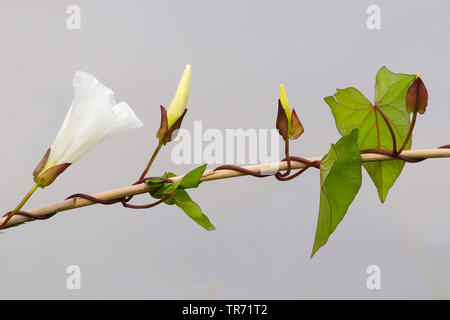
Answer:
[324, 66, 415, 202]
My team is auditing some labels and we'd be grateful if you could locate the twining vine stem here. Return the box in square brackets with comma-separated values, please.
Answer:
[139, 142, 163, 181]
[0, 147, 449, 230]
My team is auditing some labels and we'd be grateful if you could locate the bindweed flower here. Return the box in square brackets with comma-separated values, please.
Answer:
[276, 84, 304, 141]
[33, 71, 143, 187]
[406, 74, 428, 115]
[157, 64, 191, 145]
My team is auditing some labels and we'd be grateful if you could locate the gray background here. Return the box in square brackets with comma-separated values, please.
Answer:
[0, 0, 449, 299]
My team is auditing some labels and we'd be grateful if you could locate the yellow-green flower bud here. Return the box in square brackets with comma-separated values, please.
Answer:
[167, 65, 191, 129]
[276, 84, 304, 141]
[279, 84, 292, 133]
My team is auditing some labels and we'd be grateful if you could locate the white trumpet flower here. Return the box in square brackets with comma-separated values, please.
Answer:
[34, 71, 143, 187]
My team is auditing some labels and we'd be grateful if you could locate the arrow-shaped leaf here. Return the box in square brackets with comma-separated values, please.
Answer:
[172, 189, 216, 231]
[312, 129, 362, 257]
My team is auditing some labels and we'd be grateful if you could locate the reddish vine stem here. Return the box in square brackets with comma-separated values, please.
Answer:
[360, 149, 425, 163]
[275, 160, 321, 181]
[121, 193, 173, 209]
[64, 176, 174, 209]
[3, 210, 56, 221]
[277, 139, 292, 177]
[275, 156, 321, 181]
[4, 146, 449, 227]
[214, 165, 270, 178]
[288, 156, 321, 169]
[398, 112, 418, 155]
[214, 156, 321, 182]
[65, 193, 123, 205]
[374, 105, 398, 154]
[7, 176, 174, 222]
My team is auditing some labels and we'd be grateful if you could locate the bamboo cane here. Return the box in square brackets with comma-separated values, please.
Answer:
[1, 148, 449, 229]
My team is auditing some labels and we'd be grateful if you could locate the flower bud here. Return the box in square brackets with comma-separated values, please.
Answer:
[276, 99, 289, 140]
[406, 74, 428, 114]
[166, 65, 191, 129]
[279, 84, 292, 133]
[276, 84, 304, 141]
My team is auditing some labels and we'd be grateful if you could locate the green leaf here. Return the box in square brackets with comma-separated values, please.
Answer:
[146, 172, 177, 189]
[146, 178, 165, 184]
[180, 164, 207, 189]
[163, 172, 177, 178]
[324, 66, 415, 202]
[162, 188, 190, 205]
[311, 129, 362, 257]
[147, 169, 215, 231]
[150, 179, 181, 199]
[172, 190, 216, 231]
[146, 178, 166, 189]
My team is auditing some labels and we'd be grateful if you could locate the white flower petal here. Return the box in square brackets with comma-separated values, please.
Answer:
[99, 102, 144, 142]
[48, 71, 143, 165]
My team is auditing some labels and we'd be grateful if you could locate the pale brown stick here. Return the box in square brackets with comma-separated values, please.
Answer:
[1, 148, 449, 230]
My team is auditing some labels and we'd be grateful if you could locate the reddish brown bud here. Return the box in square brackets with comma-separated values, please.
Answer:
[156, 105, 187, 145]
[276, 99, 289, 141]
[289, 109, 304, 140]
[406, 77, 428, 114]
[33, 148, 50, 178]
[34, 163, 71, 187]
